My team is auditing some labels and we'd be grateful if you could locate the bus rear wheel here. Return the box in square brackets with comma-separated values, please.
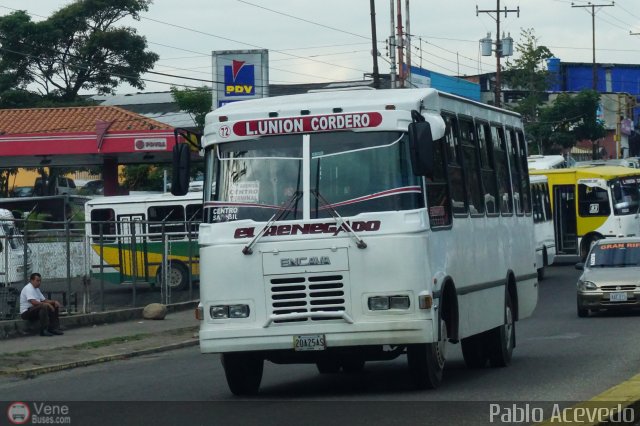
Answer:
[487, 292, 515, 368]
[407, 315, 447, 389]
[156, 261, 189, 291]
[222, 352, 264, 396]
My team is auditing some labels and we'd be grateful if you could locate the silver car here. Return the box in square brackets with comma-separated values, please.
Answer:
[576, 237, 640, 317]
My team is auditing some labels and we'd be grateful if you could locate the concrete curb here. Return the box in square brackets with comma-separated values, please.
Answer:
[536, 373, 640, 425]
[0, 300, 198, 340]
[4, 339, 199, 378]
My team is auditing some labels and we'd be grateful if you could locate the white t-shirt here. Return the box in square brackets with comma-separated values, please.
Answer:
[19, 282, 45, 314]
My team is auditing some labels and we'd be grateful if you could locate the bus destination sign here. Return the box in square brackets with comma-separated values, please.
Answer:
[227, 112, 383, 137]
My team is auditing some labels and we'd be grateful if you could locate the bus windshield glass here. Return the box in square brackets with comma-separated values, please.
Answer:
[611, 176, 640, 215]
[212, 131, 423, 222]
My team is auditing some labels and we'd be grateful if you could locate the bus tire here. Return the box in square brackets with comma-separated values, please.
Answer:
[222, 352, 263, 396]
[407, 312, 447, 389]
[537, 267, 545, 281]
[461, 333, 488, 368]
[316, 359, 341, 374]
[488, 291, 515, 368]
[156, 261, 189, 291]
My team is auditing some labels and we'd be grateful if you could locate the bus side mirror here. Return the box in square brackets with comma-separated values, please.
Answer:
[408, 121, 434, 178]
[171, 143, 191, 196]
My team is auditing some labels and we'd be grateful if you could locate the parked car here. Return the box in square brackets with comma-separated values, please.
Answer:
[188, 174, 204, 192]
[80, 180, 104, 195]
[34, 177, 77, 195]
[11, 186, 34, 197]
[575, 237, 640, 317]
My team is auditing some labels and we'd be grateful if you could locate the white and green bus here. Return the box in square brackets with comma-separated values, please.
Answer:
[171, 88, 538, 394]
[85, 192, 202, 290]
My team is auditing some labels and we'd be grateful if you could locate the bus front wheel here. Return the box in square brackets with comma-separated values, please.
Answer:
[156, 261, 189, 291]
[222, 352, 264, 396]
[407, 315, 447, 389]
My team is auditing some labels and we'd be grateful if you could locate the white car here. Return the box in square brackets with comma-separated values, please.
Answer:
[188, 175, 204, 192]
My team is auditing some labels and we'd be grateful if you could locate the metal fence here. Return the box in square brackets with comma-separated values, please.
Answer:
[0, 218, 200, 318]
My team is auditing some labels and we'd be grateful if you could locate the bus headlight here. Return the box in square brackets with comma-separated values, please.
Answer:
[210, 305, 228, 319]
[368, 296, 410, 310]
[210, 304, 250, 319]
[229, 304, 250, 318]
[577, 280, 598, 291]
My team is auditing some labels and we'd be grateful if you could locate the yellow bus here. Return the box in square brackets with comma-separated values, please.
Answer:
[530, 166, 640, 259]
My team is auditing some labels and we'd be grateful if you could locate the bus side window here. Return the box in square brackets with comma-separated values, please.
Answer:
[186, 204, 203, 234]
[578, 184, 610, 217]
[506, 128, 523, 215]
[459, 117, 484, 215]
[491, 125, 513, 215]
[148, 205, 187, 240]
[426, 135, 452, 228]
[516, 130, 531, 214]
[443, 114, 467, 216]
[477, 121, 499, 215]
[90, 208, 116, 243]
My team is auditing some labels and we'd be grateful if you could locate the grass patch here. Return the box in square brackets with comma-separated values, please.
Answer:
[71, 333, 150, 350]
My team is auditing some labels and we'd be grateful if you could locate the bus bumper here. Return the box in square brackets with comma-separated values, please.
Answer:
[199, 319, 434, 353]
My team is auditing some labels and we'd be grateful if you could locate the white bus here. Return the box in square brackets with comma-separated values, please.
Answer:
[85, 192, 202, 290]
[530, 175, 556, 280]
[0, 209, 32, 285]
[172, 88, 538, 394]
[527, 154, 568, 170]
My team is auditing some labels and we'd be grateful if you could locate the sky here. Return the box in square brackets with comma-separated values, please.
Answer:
[1, 0, 639, 94]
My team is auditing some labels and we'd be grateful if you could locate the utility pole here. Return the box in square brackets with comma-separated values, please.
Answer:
[396, 0, 404, 87]
[571, 2, 614, 91]
[389, 0, 397, 88]
[369, 0, 381, 89]
[405, 0, 411, 87]
[476, 0, 519, 108]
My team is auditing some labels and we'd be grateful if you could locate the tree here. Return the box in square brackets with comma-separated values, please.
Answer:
[170, 86, 212, 130]
[121, 164, 166, 191]
[0, 0, 159, 106]
[502, 28, 554, 126]
[528, 90, 606, 155]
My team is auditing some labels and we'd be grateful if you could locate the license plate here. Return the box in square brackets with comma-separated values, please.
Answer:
[293, 334, 326, 351]
[610, 292, 628, 302]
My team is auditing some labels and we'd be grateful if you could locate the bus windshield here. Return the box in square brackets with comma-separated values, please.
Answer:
[212, 131, 424, 222]
[611, 176, 640, 215]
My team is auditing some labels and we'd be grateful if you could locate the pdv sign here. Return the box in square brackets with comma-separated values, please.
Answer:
[224, 60, 255, 96]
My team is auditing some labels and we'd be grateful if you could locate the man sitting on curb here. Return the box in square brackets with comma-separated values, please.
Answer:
[19, 272, 64, 337]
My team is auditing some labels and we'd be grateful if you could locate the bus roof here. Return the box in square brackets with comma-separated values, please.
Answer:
[527, 155, 566, 170]
[530, 165, 640, 180]
[86, 192, 202, 207]
[209, 88, 521, 119]
[203, 88, 522, 146]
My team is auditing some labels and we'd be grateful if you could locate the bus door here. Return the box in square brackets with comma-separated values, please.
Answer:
[117, 214, 148, 283]
[553, 185, 578, 255]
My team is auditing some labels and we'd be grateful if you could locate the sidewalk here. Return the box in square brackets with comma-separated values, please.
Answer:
[0, 307, 199, 378]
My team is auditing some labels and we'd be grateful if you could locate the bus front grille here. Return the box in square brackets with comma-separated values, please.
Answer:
[269, 274, 346, 323]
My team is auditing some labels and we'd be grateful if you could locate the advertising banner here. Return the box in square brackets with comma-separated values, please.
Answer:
[212, 49, 269, 109]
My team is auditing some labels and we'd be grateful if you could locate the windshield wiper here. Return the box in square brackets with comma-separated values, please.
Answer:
[311, 189, 367, 249]
[242, 191, 302, 255]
